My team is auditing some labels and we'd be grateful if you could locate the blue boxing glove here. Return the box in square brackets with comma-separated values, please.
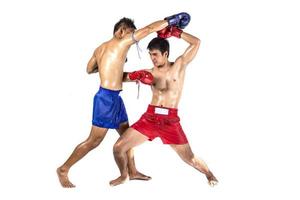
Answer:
[164, 12, 191, 29]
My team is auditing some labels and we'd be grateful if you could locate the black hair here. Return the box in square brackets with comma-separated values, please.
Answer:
[147, 37, 170, 57]
[113, 17, 136, 33]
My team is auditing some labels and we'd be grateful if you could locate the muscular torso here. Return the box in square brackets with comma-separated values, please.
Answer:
[95, 39, 130, 90]
[150, 62, 186, 108]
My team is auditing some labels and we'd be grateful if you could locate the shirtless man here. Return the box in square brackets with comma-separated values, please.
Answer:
[110, 26, 218, 187]
[56, 16, 177, 188]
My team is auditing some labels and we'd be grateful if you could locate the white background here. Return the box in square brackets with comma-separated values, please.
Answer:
[0, 0, 299, 199]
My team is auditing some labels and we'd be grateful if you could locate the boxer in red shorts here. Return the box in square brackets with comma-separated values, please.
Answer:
[110, 25, 218, 187]
[132, 105, 188, 144]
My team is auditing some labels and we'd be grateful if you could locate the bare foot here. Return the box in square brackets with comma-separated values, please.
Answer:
[57, 167, 75, 188]
[109, 175, 128, 186]
[206, 172, 218, 187]
[129, 171, 152, 181]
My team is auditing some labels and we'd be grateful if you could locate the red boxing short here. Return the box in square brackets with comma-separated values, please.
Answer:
[131, 105, 188, 144]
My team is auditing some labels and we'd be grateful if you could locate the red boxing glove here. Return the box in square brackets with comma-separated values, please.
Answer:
[157, 26, 183, 39]
[128, 70, 154, 85]
[157, 27, 172, 39]
[170, 26, 183, 38]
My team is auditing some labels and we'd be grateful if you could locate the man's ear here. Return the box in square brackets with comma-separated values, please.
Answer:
[120, 27, 127, 38]
[114, 29, 121, 39]
[163, 51, 168, 58]
[114, 27, 126, 39]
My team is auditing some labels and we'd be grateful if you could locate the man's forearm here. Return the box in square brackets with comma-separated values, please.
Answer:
[181, 32, 201, 46]
[134, 20, 168, 41]
[122, 72, 131, 82]
[146, 20, 169, 34]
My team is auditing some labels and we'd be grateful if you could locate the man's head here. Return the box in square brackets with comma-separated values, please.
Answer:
[113, 17, 136, 38]
[147, 37, 170, 67]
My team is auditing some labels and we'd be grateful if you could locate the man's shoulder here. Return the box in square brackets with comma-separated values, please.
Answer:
[173, 56, 187, 68]
[170, 57, 188, 72]
[174, 56, 184, 64]
[97, 41, 108, 49]
[95, 41, 111, 53]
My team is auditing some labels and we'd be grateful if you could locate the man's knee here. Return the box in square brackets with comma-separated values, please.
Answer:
[85, 136, 103, 149]
[91, 138, 102, 148]
[113, 141, 126, 155]
[185, 154, 197, 167]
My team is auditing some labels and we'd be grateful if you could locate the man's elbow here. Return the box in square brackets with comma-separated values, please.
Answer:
[87, 65, 98, 74]
[86, 67, 94, 74]
[86, 68, 92, 74]
[195, 38, 201, 47]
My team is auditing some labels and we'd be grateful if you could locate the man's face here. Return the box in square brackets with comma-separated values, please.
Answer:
[148, 49, 167, 67]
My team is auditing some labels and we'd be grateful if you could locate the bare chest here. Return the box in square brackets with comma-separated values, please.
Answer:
[153, 72, 179, 92]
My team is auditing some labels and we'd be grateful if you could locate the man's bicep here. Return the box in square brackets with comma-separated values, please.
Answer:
[181, 44, 200, 66]
[134, 27, 153, 41]
[124, 28, 150, 45]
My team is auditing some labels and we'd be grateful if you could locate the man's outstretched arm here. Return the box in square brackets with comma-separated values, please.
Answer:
[122, 69, 153, 85]
[122, 72, 131, 82]
[133, 20, 168, 42]
[125, 12, 191, 45]
[122, 20, 168, 46]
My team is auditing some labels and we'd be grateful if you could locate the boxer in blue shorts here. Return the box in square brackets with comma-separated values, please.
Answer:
[57, 16, 170, 188]
[92, 87, 128, 129]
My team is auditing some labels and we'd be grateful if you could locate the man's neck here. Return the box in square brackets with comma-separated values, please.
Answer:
[157, 60, 171, 71]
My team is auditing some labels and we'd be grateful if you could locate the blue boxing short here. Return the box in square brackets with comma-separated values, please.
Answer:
[92, 87, 128, 129]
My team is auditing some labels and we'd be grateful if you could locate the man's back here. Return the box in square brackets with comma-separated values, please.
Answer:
[95, 38, 131, 90]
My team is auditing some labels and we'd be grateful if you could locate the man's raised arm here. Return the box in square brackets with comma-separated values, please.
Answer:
[125, 12, 191, 45]
[179, 31, 201, 66]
